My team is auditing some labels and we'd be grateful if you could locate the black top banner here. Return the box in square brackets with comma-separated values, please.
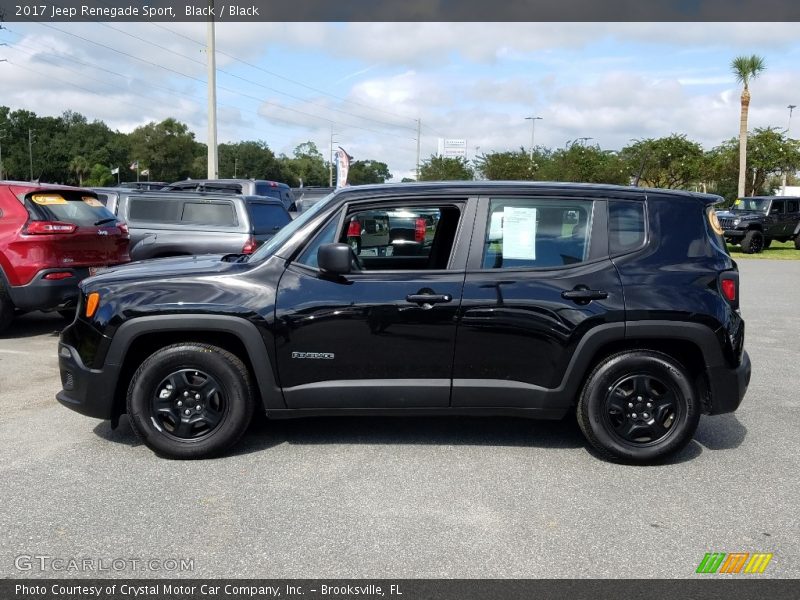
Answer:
[1, 0, 799, 22]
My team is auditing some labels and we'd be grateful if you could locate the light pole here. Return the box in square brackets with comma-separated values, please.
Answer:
[0, 129, 6, 181]
[781, 104, 796, 196]
[525, 116, 542, 160]
[28, 129, 35, 182]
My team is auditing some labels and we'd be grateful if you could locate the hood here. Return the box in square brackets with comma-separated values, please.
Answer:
[84, 254, 246, 286]
[716, 209, 763, 219]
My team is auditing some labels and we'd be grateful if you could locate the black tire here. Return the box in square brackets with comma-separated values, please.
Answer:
[0, 283, 14, 334]
[795, 236, 800, 250]
[740, 230, 764, 254]
[576, 350, 700, 463]
[126, 343, 255, 459]
[762, 238, 772, 249]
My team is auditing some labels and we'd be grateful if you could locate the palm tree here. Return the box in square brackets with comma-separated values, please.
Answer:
[69, 156, 90, 186]
[731, 55, 766, 197]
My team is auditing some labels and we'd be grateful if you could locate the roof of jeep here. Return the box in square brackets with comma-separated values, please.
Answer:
[331, 181, 722, 204]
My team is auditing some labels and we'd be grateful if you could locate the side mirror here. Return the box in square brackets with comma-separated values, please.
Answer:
[318, 243, 353, 275]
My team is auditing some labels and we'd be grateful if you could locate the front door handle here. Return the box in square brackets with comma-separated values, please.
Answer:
[561, 288, 608, 304]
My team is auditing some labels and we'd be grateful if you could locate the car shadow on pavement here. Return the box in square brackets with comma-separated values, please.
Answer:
[92, 412, 747, 463]
[693, 413, 748, 451]
[1, 312, 66, 339]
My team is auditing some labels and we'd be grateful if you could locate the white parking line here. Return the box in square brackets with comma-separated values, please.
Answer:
[0, 349, 32, 355]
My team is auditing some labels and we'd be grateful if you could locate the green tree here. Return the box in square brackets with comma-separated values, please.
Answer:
[731, 54, 766, 197]
[282, 142, 329, 186]
[69, 156, 91, 186]
[128, 118, 203, 182]
[476, 148, 547, 180]
[703, 127, 800, 202]
[538, 142, 628, 184]
[218, 140, 289, 181]
[418, 155, 474, 181]
[85, 163, 114, 187]
[348, 160, 391, 185]
[620, 135, 704, 189]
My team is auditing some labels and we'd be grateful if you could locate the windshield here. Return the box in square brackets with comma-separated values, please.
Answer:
[248, 192, 337, 261]
[732, 198, 770, 212]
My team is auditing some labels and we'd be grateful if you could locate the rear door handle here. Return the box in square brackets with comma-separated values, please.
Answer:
[406, 293, 452, 305]
[561, 288, 608, 303]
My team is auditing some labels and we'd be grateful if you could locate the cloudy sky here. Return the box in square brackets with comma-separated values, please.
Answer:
[1, 21, 799, 180]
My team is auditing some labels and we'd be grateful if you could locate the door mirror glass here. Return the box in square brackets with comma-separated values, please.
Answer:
[318, 243, 353, 275]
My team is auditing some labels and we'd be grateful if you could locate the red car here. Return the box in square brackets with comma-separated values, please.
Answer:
[0, 182, 130, 333]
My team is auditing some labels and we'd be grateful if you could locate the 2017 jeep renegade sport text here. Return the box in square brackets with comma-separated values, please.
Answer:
[57, 182, 751, 463]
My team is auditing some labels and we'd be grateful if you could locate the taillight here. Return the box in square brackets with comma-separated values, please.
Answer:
[721, 279, 736, 302]
[118, 222, 129, 236]
[719, 272, 739, 308]
[347, 220, 361, 237]
[24, 221, 78, 234]
[241, 236, 258, 254]
[415, 217, 426, 243]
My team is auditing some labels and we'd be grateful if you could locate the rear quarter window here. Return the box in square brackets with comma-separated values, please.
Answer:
[248, 203, 291, 234]
[608, 200, 646, 255]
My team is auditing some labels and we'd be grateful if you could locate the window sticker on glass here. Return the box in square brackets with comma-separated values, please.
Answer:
[31, 193, 68, 205]
[82, 196, 104, 208]
[502, 206, 538, 260]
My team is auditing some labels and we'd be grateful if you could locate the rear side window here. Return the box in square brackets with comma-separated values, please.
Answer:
[788, 200, 799, 213]
[248, 203, 291, 234]
[255, 183, 282, 199]
[25, 192, 116, 226]
[483, 198, 594, 269]
[128, 198, 181, 222]
[609, 201, 645, 255]
[181, 202, 237, 226]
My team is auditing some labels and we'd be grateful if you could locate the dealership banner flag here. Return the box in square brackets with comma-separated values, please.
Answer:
[335, 146, 352, 189]
[110, 167, 119, 175]
[129, 161, 139, 171]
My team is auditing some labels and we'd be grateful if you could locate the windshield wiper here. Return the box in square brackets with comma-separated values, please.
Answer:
[94, 217, 118, 226]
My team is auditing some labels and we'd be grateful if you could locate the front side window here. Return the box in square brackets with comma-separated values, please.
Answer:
[769, 201, 785, 215]
[340, 205, 460, 270]
[483, 198, 594, 269]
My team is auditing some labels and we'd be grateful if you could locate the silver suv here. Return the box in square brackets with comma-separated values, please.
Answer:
[92, 189, 291, 261]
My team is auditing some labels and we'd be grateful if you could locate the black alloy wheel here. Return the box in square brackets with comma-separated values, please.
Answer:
[151, 369, 228, 441]
[603, 373, 680, 445]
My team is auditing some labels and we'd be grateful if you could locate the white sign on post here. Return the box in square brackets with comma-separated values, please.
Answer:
[502, 207, 538, 260]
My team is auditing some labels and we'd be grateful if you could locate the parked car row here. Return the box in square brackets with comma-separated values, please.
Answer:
[0, 180, 293, 333]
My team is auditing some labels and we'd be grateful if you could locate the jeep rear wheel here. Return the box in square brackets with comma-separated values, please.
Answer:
[762, 238, 772, 249]
[741, 230, 764, 254]
[577, 351, 700, 463]
[126, 343, 254, 459]
[795, 236, 800, 250]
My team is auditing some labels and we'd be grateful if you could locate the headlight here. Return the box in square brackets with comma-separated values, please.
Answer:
[733, 218, 741, 227]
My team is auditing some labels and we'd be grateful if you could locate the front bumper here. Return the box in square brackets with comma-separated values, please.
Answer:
[706, 350, 751, 415]
[56, 342, 120, 420]
[722, 230, 746, 241]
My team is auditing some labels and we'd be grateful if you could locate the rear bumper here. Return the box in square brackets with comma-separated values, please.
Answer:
[56, 341, 119, 420]
[7, 268, 90, 311]
[706, 350, 751, 415]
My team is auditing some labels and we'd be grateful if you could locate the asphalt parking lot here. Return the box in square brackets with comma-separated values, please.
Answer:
[1, 259, 798, 579]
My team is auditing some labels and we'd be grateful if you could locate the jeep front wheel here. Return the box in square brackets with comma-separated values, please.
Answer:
[126, 343, 255, 459]
[0, 283, 14, 334]
[740, 230, 764, 254]
[577, 351, 700, 463]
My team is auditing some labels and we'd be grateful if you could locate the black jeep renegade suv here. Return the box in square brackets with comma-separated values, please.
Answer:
[56, 182, 750, 463]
